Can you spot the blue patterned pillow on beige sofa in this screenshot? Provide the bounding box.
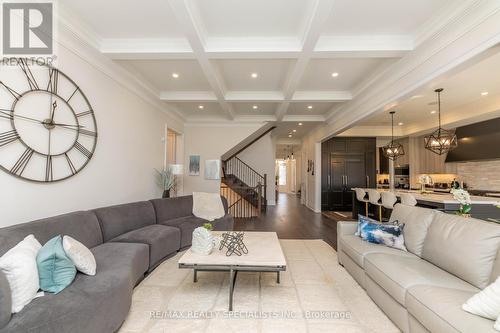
[354,215,379,237]
[360,222,407,251]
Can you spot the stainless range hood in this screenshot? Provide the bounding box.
[445,117,500,162]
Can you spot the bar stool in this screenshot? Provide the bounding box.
[381,191,398,221]
[354,188,369,216]
[367,189,383,222]
[400,193,417,206]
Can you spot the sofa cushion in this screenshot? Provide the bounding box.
[0,243,148,333]
[160,214,233,248]
[93,201,156,242]
[339,234,415,268]
[389,204,435,257]
[406,285,497,333]
[0,211,102,256]
[364,253,478,306]
[0,272,10,329]
[422,212,500,289]
[110,225,180,269]
[150,195,229,224]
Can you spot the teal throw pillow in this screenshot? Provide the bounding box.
[36,236,76,294]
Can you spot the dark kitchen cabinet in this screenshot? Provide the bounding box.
[379,148,389,174]
[322,137,376,211]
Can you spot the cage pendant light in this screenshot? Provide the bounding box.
[382,111,405,160]
[424,88,458,155]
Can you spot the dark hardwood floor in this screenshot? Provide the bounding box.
[234,193,339,250]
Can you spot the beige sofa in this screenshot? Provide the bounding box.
[337,204,500,333]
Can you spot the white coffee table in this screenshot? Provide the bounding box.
[178,231,286,311]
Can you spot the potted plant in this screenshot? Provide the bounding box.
[155,168,175,198]
[451,188,472,217]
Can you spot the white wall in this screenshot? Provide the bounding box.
[0,27,182,226]
[237,132,276,205]
[182,123,263,195]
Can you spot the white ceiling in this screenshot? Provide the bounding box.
[357,45,500,135]
[62,0,462,138]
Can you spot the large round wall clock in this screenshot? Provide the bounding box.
[0,59,97,183]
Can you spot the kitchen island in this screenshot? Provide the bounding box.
[352,189,500,222]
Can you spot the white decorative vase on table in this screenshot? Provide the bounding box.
[191,227,215,255]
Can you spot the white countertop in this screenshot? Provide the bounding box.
[356,188,500,205]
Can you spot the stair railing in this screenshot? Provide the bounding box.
[220,183,262,218]
[223,157,267,208]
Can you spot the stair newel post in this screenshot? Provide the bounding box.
[257,182,262,217]
[263,174,267,211]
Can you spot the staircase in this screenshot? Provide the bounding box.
[220,123,276,218]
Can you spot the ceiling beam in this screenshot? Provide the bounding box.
[275,0,336,121]
[314,35,413,58]
[292,91,352,101]
[100,38,194,59]
[323,0,500,138]
[160,91,217,102]
[167,0,234,119]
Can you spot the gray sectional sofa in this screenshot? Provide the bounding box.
[338,203,500,333]
[0,195,233,333]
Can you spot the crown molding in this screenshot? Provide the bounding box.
[55,10,185,131]
[324,0,500,139]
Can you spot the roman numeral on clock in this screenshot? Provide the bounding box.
[47,68,59,94]
[11,148,34,176]
[0,130,20,147]
[19,59,39,90]
[0,81,21,100]
[79,128,97,137]
[64,153,77,175]
[74,142,92,159]
[45,155,53,182]
[76,110,93,117]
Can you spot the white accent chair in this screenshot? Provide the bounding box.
[354,188,369,216]
[367,189,383,222]
[400,193,418,206]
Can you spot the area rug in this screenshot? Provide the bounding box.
[118,240,399,333]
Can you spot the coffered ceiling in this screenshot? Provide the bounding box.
[61,0,458,132]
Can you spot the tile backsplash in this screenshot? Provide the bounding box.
[448,160,500,191]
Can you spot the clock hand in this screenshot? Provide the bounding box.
[50,101,57,121]
[0,110,85,128]
[0,110,42,124]
[52,122,85,129]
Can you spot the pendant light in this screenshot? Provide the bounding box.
[382,111,405,160]
[424,88,458,155]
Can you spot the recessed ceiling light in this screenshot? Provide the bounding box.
[251,73,258,78]
[252,105,258,110]
[331,72,339,77]
[481,91,489,96]
[172,73,179,78]
[307,105,313,109]
[430,110,437,114]
[398,122,404,126]
[198,105,204,109]
[293,129,297,132]
[298,123,303,126]
[288,135,292,138]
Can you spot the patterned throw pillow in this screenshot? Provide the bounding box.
[355,215,379,237]
[360,222,407,251]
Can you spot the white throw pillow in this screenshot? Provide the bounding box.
[0,235,42,313]
[495,315,500,332]
[62,236,96,276]
[463,276,500,319]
